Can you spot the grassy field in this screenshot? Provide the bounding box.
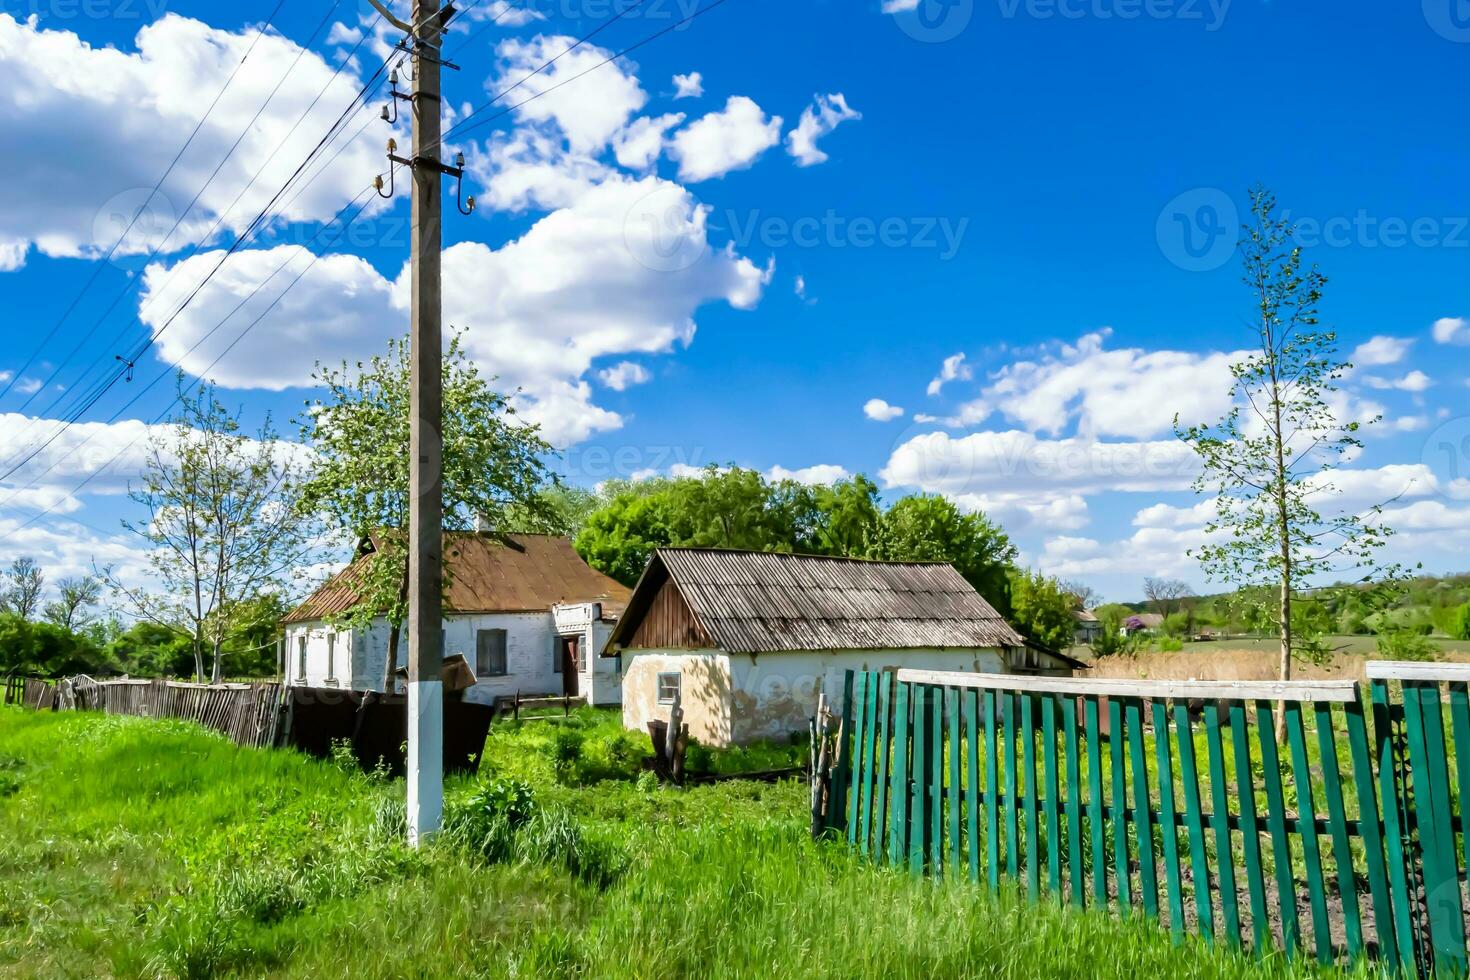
[1072,634,1470,682]
[0,707,1360,979]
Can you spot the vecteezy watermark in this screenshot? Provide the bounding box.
[1423,417,1470,501]
[12,0,168,19]
[890,0,976,43]
[559,444,709,483]
[1423,0,1470,42]
[92,188,179,273]
[622,184,970,273]
[1156,187,1238,272]
[1158,188,1470,272]
[997,0,1231,30]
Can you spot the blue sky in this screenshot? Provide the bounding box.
[0,0,1467,604]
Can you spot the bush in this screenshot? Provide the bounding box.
[1452,603,1470,641]
[1377,630,1441,663]
[551,729,585,785]
[1155,636,1184,652]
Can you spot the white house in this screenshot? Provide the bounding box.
[602,548,1084,746]
[282,533,631,707]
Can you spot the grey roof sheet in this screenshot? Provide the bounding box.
[645,549,1024,654]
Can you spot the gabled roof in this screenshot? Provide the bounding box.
[604,548,1025,655]
[283,533,630,625]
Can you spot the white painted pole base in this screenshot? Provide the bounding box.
[407,679,444,845]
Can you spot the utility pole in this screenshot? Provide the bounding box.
[369,0,474,846]
[406,0,445,848]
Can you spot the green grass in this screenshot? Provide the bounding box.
[0,707,1353,978]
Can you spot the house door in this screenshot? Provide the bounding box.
[559,636,580,696]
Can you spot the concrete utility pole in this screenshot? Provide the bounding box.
[370,0,473,846]
[406,0,445,847]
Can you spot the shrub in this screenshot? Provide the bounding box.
[1155,636,1184,652]
[1452,603,1470,641]
[1377,630,1441,663]
[551,729,585,785]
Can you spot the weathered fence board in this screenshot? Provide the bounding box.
[824,663,1470,976]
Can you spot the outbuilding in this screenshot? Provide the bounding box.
[603,548,1082,746]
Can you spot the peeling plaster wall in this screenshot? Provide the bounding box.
[726,648,1006,744]
[621,651,732,746]
[619,647,1008,747]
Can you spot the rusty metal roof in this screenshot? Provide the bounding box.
[606,548,1024,655]
[282,533,630,625]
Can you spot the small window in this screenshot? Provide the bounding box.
[296,635,307,680]
[657,671,681,705]
[326,632,337,681]
[476,629,508,677]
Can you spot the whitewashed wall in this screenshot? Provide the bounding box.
[285,609,622,706]
[620,647,1007,746]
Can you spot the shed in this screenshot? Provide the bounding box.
[603,548,1080,746]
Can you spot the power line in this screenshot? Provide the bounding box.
[0,41,401,478]
[11,0,350,421]
[2,0,743,527]
[0,0,290,405]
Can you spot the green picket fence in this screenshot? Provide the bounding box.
[825,663,1470,976]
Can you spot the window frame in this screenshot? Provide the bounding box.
[656,671,681,705]
[296,634,307,681]
[476,628,508,678]
[325,632,336,681]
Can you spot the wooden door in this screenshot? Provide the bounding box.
[560,636,580,696]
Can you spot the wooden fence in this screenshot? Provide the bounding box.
[46,676,283,748]
[824,663,1470,976]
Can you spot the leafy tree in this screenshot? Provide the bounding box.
[43,576,101,631]
[105,621,196,677]
[1176,187,1398,683]
[1453,603,1470,642]
[109,380,318,682]
[0,614,105,676]
[869,495,1017,617]
[1008,569,1075,651]
[1088,609,1132,659]
[298,333,559,691]
[0,558,44,620]
[575,488,675,586]
[811,476,882,556]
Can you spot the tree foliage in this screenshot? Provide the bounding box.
[109,379,316,682]
[0,558,44,620]
[297,333,559,689]
[1007,569,1075,652]
[1176,187,1399,681]
[574,469,1018,617]
[43,576,102,631]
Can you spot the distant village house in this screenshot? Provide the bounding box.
[282,534,631,706]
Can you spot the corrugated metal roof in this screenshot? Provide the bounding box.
[282,533,630,625]
[608,548,1024,654]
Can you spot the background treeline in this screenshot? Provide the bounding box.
[0,553,284,679]
[524,467,1081,653]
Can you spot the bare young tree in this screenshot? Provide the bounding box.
[43,576,102,631]
[0,558,44,619]
[108,379,320,682]
[1060,579,1101,610]
[1143,577,1193,618]
[1177,187,1397,684]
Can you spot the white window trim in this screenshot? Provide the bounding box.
[656,671,680,705]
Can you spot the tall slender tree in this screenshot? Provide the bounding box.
[109,379,318,682]
[297,333,559,692]
[0,558,44,620]
[1176,187,1397,683]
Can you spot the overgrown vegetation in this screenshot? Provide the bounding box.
[0,708,1345,978]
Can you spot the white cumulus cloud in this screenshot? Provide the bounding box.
[672,72,704,99]
[786,93,861,167]
[1433,316,1470,345]
[669,96,783,182]
[864,398,905,421]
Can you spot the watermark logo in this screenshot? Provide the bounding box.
[16,0,169,20]
[1156,187,1237,272]
[1423,417,1470,500]
[1424,0,1470,42]
[622,183,710,274]
[891,0,975,43]
[996,0,1231,31]
[92,188,178,272]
